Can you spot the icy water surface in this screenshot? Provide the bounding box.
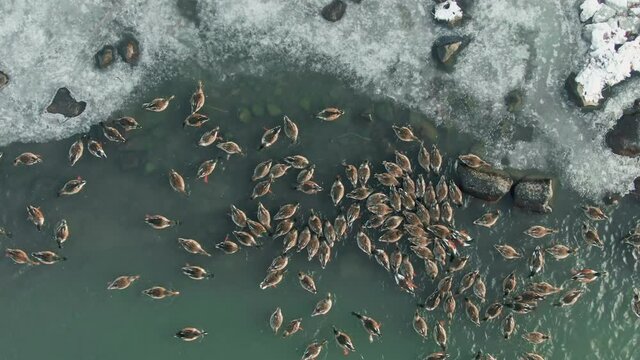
[0,72,638,359]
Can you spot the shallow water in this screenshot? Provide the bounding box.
[0,72,638,359]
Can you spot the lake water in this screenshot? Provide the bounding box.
[0,70,638,360]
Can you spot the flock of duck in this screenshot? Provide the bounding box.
[2,80,640,360]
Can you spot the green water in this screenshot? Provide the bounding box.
[0,72,638,360]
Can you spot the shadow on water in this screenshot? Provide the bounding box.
[0,70,638,359]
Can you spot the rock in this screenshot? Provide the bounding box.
[512,178,554,213]
[321,0,347,22]
[433,36,467,66]
[117,34,141,65]
[94,45,116,69]
[0,70,8,90]
[605,111,640,157]
[456,164,513,202]
[46,87,86,118]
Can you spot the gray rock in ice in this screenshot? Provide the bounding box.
[321,0,347,22]
[0,70,8,90]
[605,110,640,157]
[456,164,513,202]
[512,178,554,213]
[46,87,86,118]
[95,45,116,69]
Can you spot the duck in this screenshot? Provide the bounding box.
[352,311,382,342]
[175,327,206,341]
[31,251,66,264]
[545,244,576,260]
[182,264,213,280]
[196,159,218,183]
[144,214,178,229]
[631,289,640,318]
[215,237,239,254]
[117,116,142,131]
[68,138,84,166]
[392,124,419,142]
[54,219,69,248]
[571,268,606,284]
[301,340,327,360]
[316,107,344,121]
[333,326,355,355]
[331,176,345,206]
[143,286,180,299]
[198,126,222,147]
[494,244,522,259]
[297,165,315,184]
[259,269,285,289]
[178,238,211,256]
[107,275,140,290]
[503,271,517,296]
[251,178,273,199]
[27,205,45,231]
[582,223,604,248]
[256,202,271,230]
[274,203,300,221]
[216,141,244,157]
[142,95,175,112]
[259,126,281,150]
[5,248,38,265]
[553,289,584,307]
[282,115,299,144]
[100,122,126,142]
[424,352,449,360]
[503,313,515,339]
[522,331,551,345]
[270,307,283,334]
[191,81,205,113]
[298,272,317,294]
[524,225,558,238]
[394,151,412,174]
[284,155,310,169]
[183,113,209,128]
[169,169,189,195]
[58,177,87,196]
[342,161,358,187]
[473,210,500,228]
[582,205,608,221]
[458,154,490,169]
[13,152,42,166]
[482,302,503,321]
[282,319,303,338]
[413,309,429,338]
[87,140,107,159]
[431,145,443,174]
[311,293,333,317]
[434,320,447,351]
[233,230,260,247]
[529,246,545,277]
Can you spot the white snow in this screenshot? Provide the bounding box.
[575,1,640,107]
[581,0,603,22]
[433,0,463,24]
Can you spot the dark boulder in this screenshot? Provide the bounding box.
[432,35,468,67]
[456,163,513,202]
[46,87,86,118]
[505,89,524,113]
[565,72,606,108]
[512,178,553,213]
[0,70,8,90]
[95,45,116,69]
[321,0,347,22]
[605,111,640,157]
[117,34,141,65]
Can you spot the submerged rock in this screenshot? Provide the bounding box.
[512,178,553,213]
[433,36,467,66]
[0,70,8,90]
[605,111,640,157]
[46,87,86,118]
[94,45,116,69]
[321,0,347,22]
[505,89,524,113]
[117,35,141,65]
[456,164,513,202]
